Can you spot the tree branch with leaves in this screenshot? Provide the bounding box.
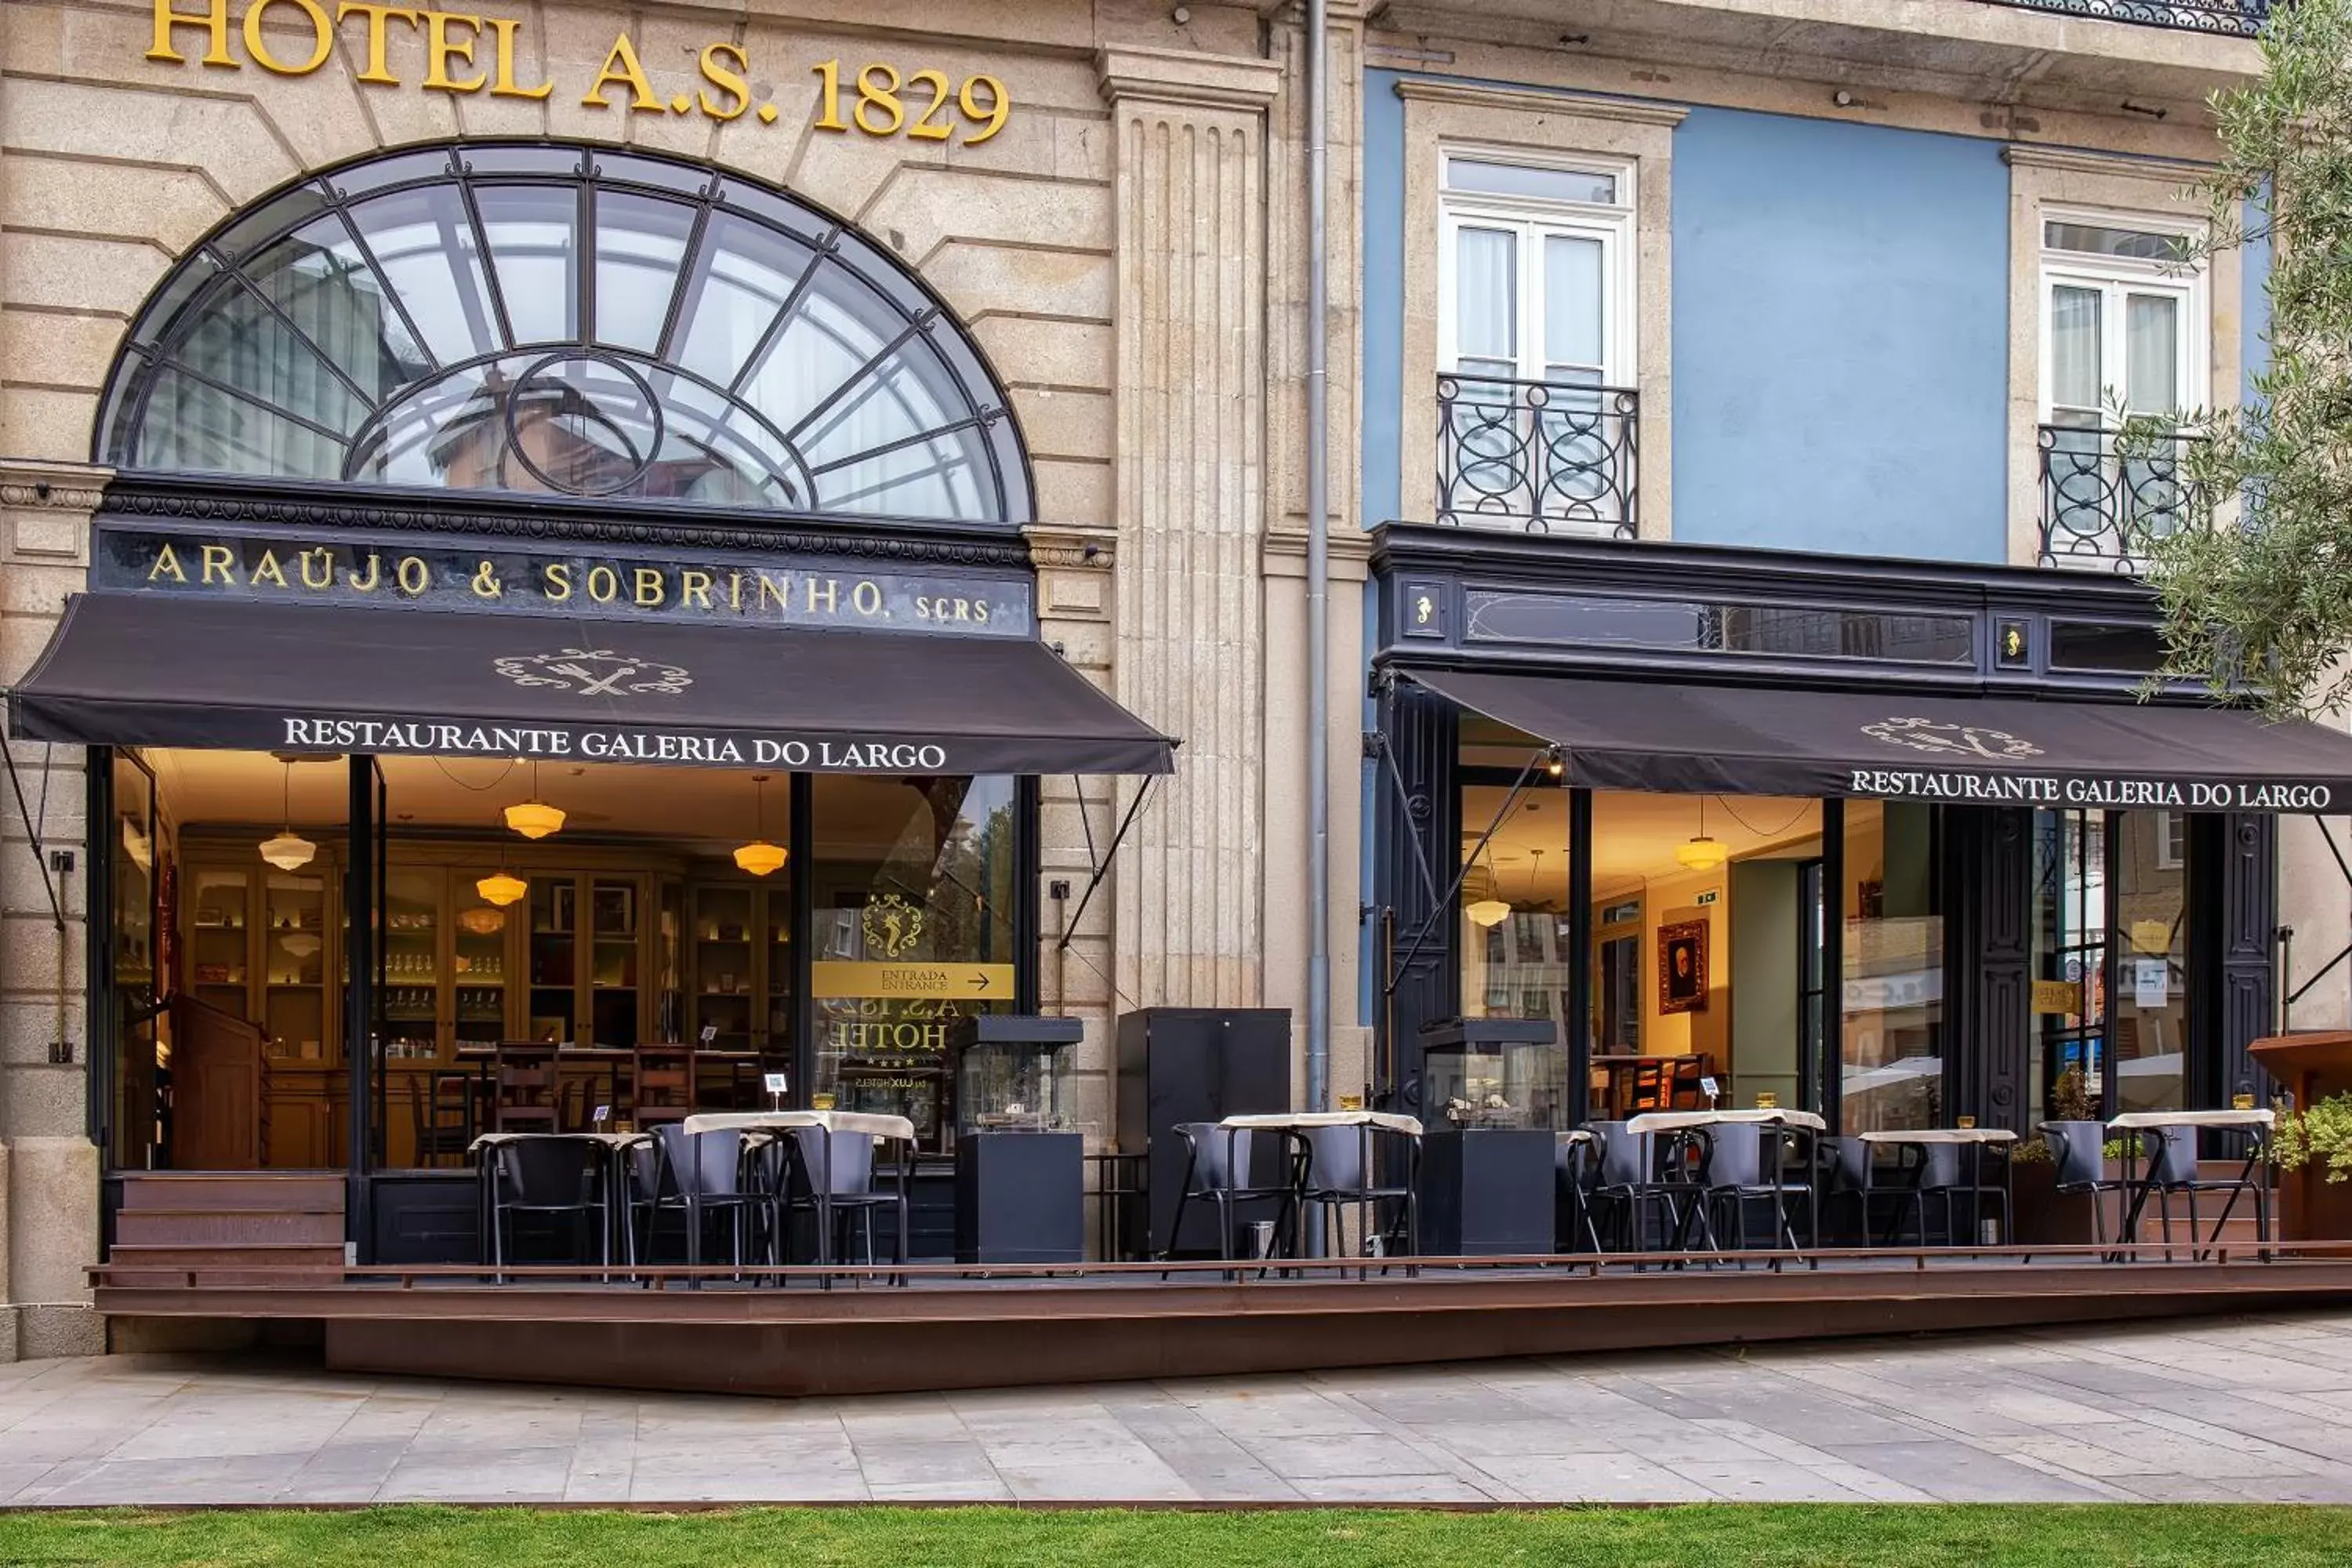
[2118,0,2352,717]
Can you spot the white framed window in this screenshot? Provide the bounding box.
[2154,811,2186,871]
[1438,149,1637,394]
[2037,209,2209,565]
[2038,209,2206,434]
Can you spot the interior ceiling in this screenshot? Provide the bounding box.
[147,750,942,857]
[1464,788,1824,902]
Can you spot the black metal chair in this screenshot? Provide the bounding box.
[2038,1120,2129,1257]
[775,1125,909,1279]
[1821,1136,1889,1247]
[2122,1122,2271,1259]
[644,1123,768,1279]
[1685,1121,1817,1258]
[1295,1122,1419,1274]
[488,1134,610,1276]
[1161,1123,1299,1269]
[1555,1131,1605,1253]
[1584,1121,1682,1257]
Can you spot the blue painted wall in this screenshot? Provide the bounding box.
[1363,70,1408,531]
[1670,108,2010,561]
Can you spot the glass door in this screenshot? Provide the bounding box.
[763,883,794,1084]
[588,877,640,1049]
[262,869,329,1064]
[526,875,576,1045]
[2113,812,2189,1113]
[379,866,441,1064]
[108,752,162,1171]
[188,866,253,1024]
[452,872,513,1052]
[691,884,756,1053]
[2033,809,2110,1124]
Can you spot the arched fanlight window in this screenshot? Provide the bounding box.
[97,143,1030,526]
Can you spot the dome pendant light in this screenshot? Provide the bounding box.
[1677,796,1729,872]
[476,870,528,908]
[1463,837,1511,929]
[734,774,788,877]
[258,760,316,871]
[504,760,565,840]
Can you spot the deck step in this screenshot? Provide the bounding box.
[105,1243,347,1281]
[114,1208,346,1245]
[117,1174,345,1212]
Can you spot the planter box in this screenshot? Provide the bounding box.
[2012,1159,2129,1247]
[2279,1169,2352,1245]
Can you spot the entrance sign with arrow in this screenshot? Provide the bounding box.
[811,960,1014,1000]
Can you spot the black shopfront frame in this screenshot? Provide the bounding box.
[73,477,1080,1264]
[1369,524,2281,1135]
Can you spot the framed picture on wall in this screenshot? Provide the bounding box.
[1658,919,1709,1015]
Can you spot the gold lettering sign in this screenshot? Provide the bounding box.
[145,1,1011,143]
[2031,978,2081,1016]
[811,961,1015,1001]
[125,535,1017,632]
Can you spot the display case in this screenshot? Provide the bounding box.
[1414,1017,1562,1256]
[1415,1018,1567,1131]
[946,1014,1084,1140]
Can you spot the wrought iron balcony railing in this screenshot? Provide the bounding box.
[2037,423,2207,575]
[1435,373,1638,539]
[1977,0,2270,36]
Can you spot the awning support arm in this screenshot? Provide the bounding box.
[0,728,65,933]
[1384,746,1552,999]
[1054,775,1157,954]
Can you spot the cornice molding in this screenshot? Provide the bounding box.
[0,459,112,514]
[1096,45,1286,113]
[1264,528,1376,562]
[2002,144,2213,180]
[1394,78,1689,129]
[1025,524,1119,569]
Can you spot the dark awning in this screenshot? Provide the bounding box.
[1402,666,2352,811]
[12,593,1174,776]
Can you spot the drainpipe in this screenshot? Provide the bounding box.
[1305,0,1332,1112]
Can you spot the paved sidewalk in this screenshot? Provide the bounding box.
[4,1314,2352,1505]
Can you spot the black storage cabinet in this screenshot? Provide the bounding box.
[1413,1018,1561,1257]
[949,1015,1087,1265]
[1115,1007,1291,1258]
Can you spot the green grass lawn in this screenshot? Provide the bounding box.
[0,1505,2347,1567]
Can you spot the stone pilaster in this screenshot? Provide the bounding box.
[1025,522,1122,1149]
[0,459,102,1361]
[1098,47,1285,1011]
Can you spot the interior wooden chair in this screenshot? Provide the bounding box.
[633,1044,698,1127]
[492,1040,559,1134]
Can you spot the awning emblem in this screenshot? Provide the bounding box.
[1862,717,2042,761]
[493,648,693,697]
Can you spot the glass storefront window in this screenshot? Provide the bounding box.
[2032,808,2109,1124]
[812,775,1018,1151]
[1840,801,1944,1131]
[1457,783,1574,1129]
[2114,812,2189,1112]
[108,753,160,1171]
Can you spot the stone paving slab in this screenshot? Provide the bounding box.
[2,1313,2350,1504]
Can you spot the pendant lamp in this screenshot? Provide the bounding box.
[504,760,565,839]
[1464,838,1511,928]
[258,760,316,871]
[734,774,788,877]
[1677,796,1729,871]
[477,870,528,907]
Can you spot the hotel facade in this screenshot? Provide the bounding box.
[0,0,2342,1361]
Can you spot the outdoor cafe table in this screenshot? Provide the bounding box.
[2107,1108,2275,1247]
[680,1110,920,1269]
[1217,1112,1424,1259]
[1623,1109,1828,1254]
[466,1131,649,1267]
[1857,1127,2019,1246]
